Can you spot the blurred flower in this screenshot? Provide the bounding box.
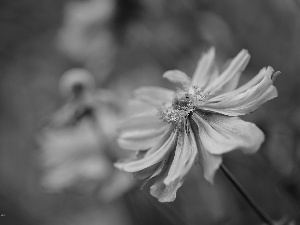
[57,0,116,82]
[40,120,112,193]
[116,48,279,202]
[39,68,133,201]
[52,68,122,139]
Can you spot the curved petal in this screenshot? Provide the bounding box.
[115,129,177,172]
[134,86,174,107]
[191,47,218,89]
[118,126,167,151]
[209,67,267,102]
[118,111,168,150]
[163,70,190,86]
[164,122,197,186]
[190,116,222,183]
[127,99,157,116]
[205,49,250,94]
[201,67,278,116]
[192,113,264,155]
[119,111,164,132]
[132,163,160,180]
[138,158,170,189]
[149,123,198,202]
[198,150,222,183]
[217,60,240,93]
[132,156,169,183]
[150,176,182,202]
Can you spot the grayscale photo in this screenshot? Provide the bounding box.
[0,0,299,225]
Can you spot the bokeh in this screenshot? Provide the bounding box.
[0,0,300,224]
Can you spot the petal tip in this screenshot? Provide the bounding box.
[150,185,177,202]
[271,71,281,81]
[207,46,216,54]
[204,175,215,184]
[163,70,190,85]
[238,49,251,62]
[162,70,174,78]
[114,162,124,170]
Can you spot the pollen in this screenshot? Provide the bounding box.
[157,85,209,128]
[172,92,196,111]
[157,90,199,128]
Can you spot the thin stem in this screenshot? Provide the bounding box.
[220,163,275,225]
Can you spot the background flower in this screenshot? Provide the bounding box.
[37,69,134,225]
[40,120,112,193]
[40,68,133,199]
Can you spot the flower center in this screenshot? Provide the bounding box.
[157,85,208,128]
[157,86,209,128]
[172,92,196,111]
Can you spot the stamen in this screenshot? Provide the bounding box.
[172,92,196,111]
[157,107,181,124]
[157,85,209,129]
[192,86,209,100]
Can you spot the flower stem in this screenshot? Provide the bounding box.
[220,163,275,225]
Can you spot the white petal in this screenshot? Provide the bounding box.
[120,126,166,140]
[134,86,174,107]
[118,126,167,151]
[218,61,241,93]
[150,159,169,178]
[164,123,197,185]
[150,177,182,202]
[205,49,250,94]
[132,157,169,182]
[192,113,264,155]
[119,111,164,132]
[210,66,272,101]
[198,150,222,183]
[149,124,198,202]
[132,163,159,180]
[202,67,278,116]
[191,47,218,89]
[149,125,216,201]
[116,129,177,172]
[126,99,157,116]
[208,73,260,105]
[138,158,169,189]
[163,133,185,184]
[163,70,190,85]
[118,111,168,150]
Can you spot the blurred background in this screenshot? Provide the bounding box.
[1,0,300,224]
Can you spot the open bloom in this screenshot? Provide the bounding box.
[115,48,279,202]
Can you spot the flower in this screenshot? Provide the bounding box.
[115,48,279,202]
[39,68,133,201]
[40,120,112,193]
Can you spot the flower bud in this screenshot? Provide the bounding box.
[59,68,95,98]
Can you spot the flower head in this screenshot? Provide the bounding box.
[39,68,133,200]
[115,48,279,202]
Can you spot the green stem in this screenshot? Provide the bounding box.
[220,164,274,225]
